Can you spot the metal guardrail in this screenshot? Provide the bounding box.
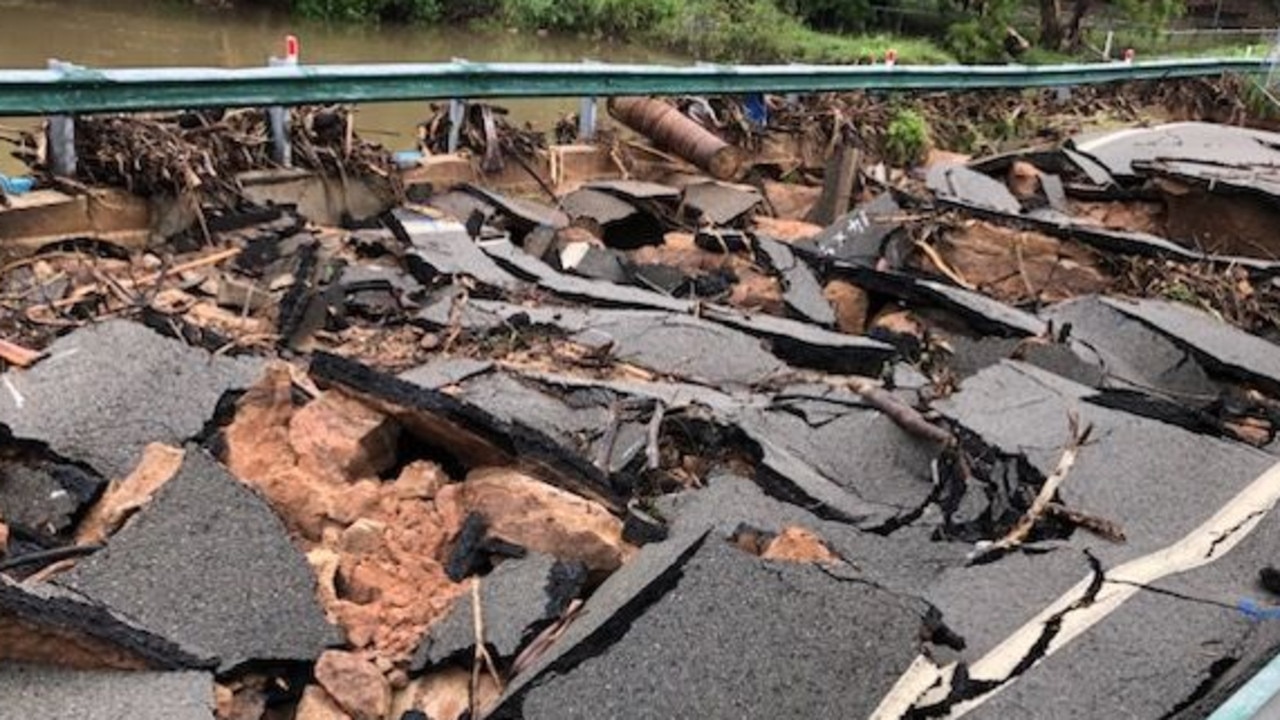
[0,57,1269,116]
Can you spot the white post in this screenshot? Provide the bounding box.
[46,59,77,178]
[267,35,299,168]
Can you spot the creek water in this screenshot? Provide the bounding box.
[0,0,681,175]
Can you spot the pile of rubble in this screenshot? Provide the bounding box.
[3,101,1280,720]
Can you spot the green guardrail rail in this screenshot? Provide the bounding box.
[0,57,1270,116]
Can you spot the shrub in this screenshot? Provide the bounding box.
[885,107,931,165]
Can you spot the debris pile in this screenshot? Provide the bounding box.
[4,91,1280,720]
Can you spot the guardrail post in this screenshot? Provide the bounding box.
[447,98,467,154]
[267,35,299,168]
[577,59,599,141]
[45,60,77,178]
[447,57,468,154]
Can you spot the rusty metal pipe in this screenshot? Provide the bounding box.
[607,96,746,181]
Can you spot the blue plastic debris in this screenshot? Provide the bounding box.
[1238,598,1280,621]
[393,150,424,169]
[744,93,769,129]
[0,173,34,196]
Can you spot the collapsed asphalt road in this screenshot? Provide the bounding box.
[4,119,1280,719]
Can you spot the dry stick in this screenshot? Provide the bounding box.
[45,247,242,311]
[971,413,1094,562]
[914,240,976,291]
[469,578,502,718]
[844,377,956,447]
[1047,502,1127,543]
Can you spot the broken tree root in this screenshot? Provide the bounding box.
[1046,502,1126,544]
[469,577,502,718]
[969,413,1094,563]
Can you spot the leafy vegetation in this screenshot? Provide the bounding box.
[279,0,1277,68]
[885,107,931,165]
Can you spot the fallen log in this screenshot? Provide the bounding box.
[607,97,746,181]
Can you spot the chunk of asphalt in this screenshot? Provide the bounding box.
[1099,296,1280,396]
[1042,295,1220,399]
[935,361,1276,561]
[560,188,639,226]
[410,553,585,672]
[399,366,616,471]
[943,335,1106,387]
[0,576,212,670]
[312,352,617,509]
[1068,121,1280,181]
[924,543,1100,658]
[929,165,1023,214]
[506,538,930,720]
[0,321,262,480]
[58,449,338,672]
[832,264,1047,337]
[967,567,1275,720]
[657,474,970,597]
[558,243,633,285]
[0,458,93,543]
[0,665,215,720]
[1135,505,1280,717]
[681,181,762,225]
[738,401,940,530]
[416,298,790,387]
[586,179,681,202]
[462,184,570,230]
[482,240,894,375]
[794,192,902,264]
[387,208,522,291]
[754,234,837,327]
[492,525,712,712]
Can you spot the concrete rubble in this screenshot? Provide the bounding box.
[3,94,1280,720]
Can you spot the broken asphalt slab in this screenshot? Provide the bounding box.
[311,352,617,508]
[0,320,262,480]
[479,239,893,375]
[1099,296,1280,396]
[387,208,522,291]
[0,665,215,720]
[0,576,211,670]
[753,234,836,327]
[962,508,1280,720]
[58,449,338,671]
[399,362,651,479]
[935,361,1277,560]
[1068,121,1280,182]
[501,536,932,720]
[410,552,585,672]
[1043,295,1223,399]
[793,192,903,264]
[415,296,789,387]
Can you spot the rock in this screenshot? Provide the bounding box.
[824,279,869,335]
[727,273,785,315]
[296,685,354,720]
[315,651,392,720]
[761,181,822,221]
[214,677,267,720]
[289,391,401,484]
[395,667,499,720]
[443,468,632,572]
[1007,160,1043,198]
[77,443,185,545]
[760,526,841,565]
[753,216,823,243]
[340,519,388,556]
[392,461,449,500]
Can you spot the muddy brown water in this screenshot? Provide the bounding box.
[0,0,682,175]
